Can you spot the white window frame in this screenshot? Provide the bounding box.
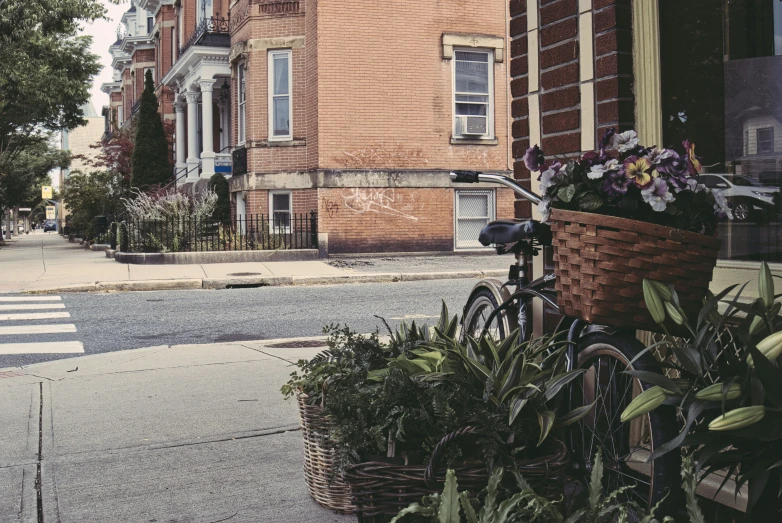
[268,49,292,141]
[452,48,495,140]
[269,190,292,233]
[197,0,213,25]
[147,15,154,35]
[237,62,247,145]
[117,104,123,128]
[757,127,774,154]
[454,190,496,250]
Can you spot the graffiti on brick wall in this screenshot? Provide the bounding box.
[341,188,419,221]
[321,199,340,219]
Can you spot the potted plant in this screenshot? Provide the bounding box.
[621,262,782,519]
[524,130,730,331]
[335,308,592,522]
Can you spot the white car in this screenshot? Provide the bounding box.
[698,174,780,222]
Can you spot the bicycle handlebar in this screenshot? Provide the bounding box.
[449,171,542,205]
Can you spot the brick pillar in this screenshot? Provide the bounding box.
[509,0,635,220]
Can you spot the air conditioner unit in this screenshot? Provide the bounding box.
[457,116,487,136]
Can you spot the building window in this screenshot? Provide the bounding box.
[268,50,292,140]
[455,190,495,249]
[453,49,494,139]
[170,27,175,68]
[237,62,246,145]
[147,16,154,34]
[757,127,774,154]
[269,191,292,233]
[117,105,123,128]
[197,0,213,25]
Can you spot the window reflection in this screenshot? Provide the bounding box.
[660,0,782,262]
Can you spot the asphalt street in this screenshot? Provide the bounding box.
[0,278,479,368]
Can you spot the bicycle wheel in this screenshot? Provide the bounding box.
[573,331,682,518]
[461,288,513,343]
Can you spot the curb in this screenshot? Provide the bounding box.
[21,269,509,294]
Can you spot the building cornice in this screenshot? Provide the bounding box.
[120,34,155,55]
[137,0,174,16]
[100,81,122,94]
[161,46,230,90]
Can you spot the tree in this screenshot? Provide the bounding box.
[208,173,231,221]
[0,0,105,167]
[131,70,171,190]
[0,136,69,212]
[61,170,128,239]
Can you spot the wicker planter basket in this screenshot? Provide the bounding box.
[297,393,355,514]
[344,427,569,523]
[549,209,722,332]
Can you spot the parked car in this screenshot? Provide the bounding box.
[43,220,57,232]
[698,174,780,222]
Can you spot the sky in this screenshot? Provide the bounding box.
[81,1,129,112]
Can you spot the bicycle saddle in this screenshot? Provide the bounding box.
[478,220,552,247]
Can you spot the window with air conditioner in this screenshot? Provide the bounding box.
[270,191,292,233]
[237,62,246,145]
[455,190,495,249]
[269,50,292,140]
[453,49,494,139]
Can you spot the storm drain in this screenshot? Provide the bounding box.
[265,340,328,349]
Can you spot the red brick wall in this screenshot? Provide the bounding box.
[509,0,634,219]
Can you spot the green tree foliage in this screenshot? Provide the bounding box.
[0,136,69,211]
[61,170,128,239]
[131,70,171,191]
[208,173,231,220]
[0,0,104,167]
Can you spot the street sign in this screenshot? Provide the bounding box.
[45,206,56,220]
[42,186,53,199]
[18,208,31,212]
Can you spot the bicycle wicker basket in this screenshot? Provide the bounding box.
[296,392,355,514]
[344,427,568,522]
[549,209,722,332]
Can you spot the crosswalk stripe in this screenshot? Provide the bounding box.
[0,324,77,335]
[0,304,66,311]
[0,296,62,302]
[0,341,84,355]
[0,312,71,321]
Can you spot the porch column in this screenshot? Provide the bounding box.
[173,101,187,184]
[184,89,200,182]
[199,79,216,178]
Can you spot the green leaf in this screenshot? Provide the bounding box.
[558,400,596,426]
[578,192,604,212]
[589,449,604,512]
[544,369,586,401]
[537,410,556,446]
[438,469,460,523]
[459,491,479,523]
[558,184,576,203]
[483,467,503,518]
[390,502,436,523]
[749,345,782,409]
[624,370,683,395]
[509,395,528,425]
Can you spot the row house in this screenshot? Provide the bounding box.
[107,0,516,253]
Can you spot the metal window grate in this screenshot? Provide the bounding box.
[455,190,494,249]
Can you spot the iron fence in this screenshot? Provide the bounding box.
[119,212,317,253]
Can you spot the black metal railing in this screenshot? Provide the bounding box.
[179,16,230,56]
[120,212,318,253]
[131,99,141,115]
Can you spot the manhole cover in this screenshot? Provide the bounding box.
[227,272,263,277]
[266,340,328,349]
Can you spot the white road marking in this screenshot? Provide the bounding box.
[0,296,62,302]
[0,304,66,311]
[0,312,71,321]
[0,324,77,335]
[0,341,84,355]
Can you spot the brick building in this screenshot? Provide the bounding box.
[123,0,515,254]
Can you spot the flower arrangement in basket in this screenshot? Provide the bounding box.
[524,130,729,331]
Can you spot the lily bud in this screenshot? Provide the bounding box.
[643,279,666,325]
[664,302,685,326]
[708,406,765,431]
[759,261,774,309]
[747,330,782,367]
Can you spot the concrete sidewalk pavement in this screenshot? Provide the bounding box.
[0,337,353,522]
[0,232,509,294]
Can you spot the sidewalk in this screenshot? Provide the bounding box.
[0,232,510,294]
[0,337,353,522]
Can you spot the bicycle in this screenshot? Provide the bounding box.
[450,170,683,517]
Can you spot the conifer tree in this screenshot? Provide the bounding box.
[131,70,171,190]
[208,173,231,221]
